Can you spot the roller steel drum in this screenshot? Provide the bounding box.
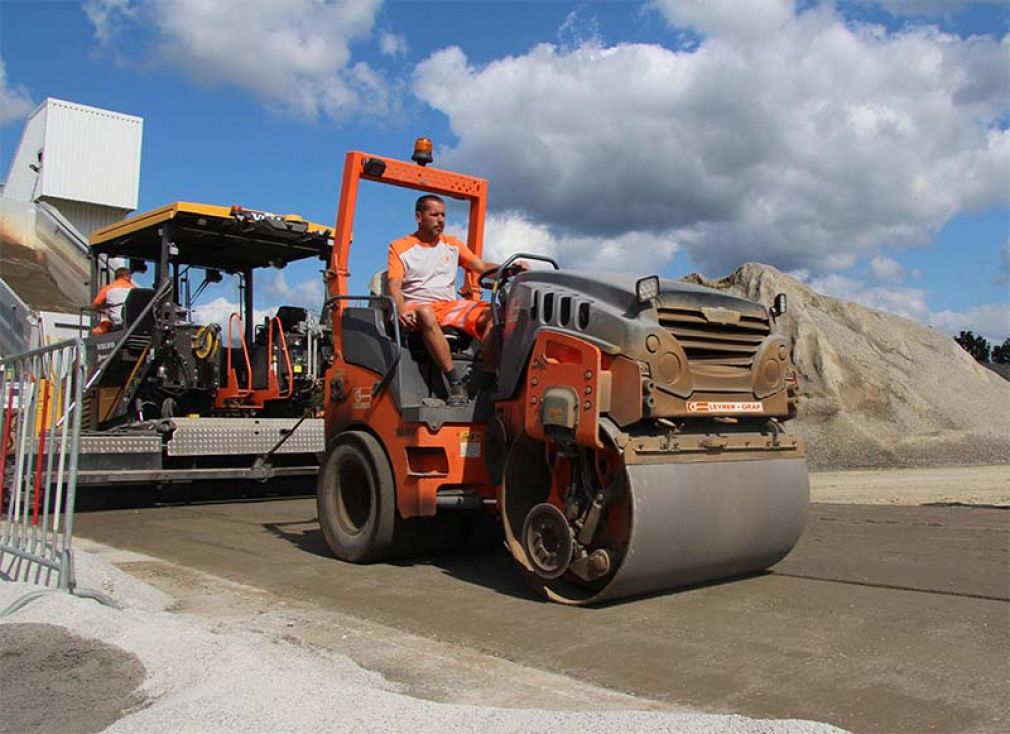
[505,457,810,605]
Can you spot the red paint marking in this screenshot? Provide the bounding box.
[32,383,51,526]
[0,385,14,517]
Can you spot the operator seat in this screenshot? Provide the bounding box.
[367,270,472,354]
[275,305,308,332]
[122,288,156,334]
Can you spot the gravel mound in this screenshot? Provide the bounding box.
[685,263,1010,470]
[0,551,846,733]
[0,237,83,313]
[0,622,147,734]
[73,549,174,613]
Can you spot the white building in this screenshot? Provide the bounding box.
[0,98,143,354]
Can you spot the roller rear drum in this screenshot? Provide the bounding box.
[500,434,809,605]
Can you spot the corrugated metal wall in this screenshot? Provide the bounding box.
[38,99,143,210]
[1,102,47,202]
[41,197,130,240]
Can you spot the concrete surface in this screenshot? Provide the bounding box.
[74,498,1010,734]
[0,576,844,734]
[809,465,1009,506]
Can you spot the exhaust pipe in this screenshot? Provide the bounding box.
[435,492,496,510]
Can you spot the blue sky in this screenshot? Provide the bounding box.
[1,0,1008,341]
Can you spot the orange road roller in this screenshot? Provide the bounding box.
[317,140,808,604]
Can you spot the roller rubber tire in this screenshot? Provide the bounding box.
[316,431,399,563]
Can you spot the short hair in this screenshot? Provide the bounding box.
[415,194,444,213]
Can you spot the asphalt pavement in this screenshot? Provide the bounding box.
[74,499,1009,733]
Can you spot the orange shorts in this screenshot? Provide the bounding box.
[414,300,489,339]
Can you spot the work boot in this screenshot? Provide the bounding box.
[447,381,468,406]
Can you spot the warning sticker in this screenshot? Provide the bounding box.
[352,386,372,410]
[459,430,481,458]
[687,401,763,414]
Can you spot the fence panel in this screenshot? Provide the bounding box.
[0,339,86,590]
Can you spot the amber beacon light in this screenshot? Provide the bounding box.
[412,137,433,166]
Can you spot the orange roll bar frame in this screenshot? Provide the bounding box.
[328,152,489,339]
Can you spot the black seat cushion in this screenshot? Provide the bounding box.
[275,306,308,332]
[122,288,156,334]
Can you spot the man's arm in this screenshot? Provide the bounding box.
[92,284,109,310]
[456,241,526,277]
[462,255,528,276]
[387,276,417,328]
[387,242,417,328]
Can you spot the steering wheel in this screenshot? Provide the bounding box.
[478,253,561,331]
[479,263,525,291]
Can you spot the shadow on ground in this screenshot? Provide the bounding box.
[257,514,763,606]
[262,515,541,602]
[76,478,312,512]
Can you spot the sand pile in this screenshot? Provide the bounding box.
[0,238,82,312]
[685,263,1010,470]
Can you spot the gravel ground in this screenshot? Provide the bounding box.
[809,464,1010,506]
[0,551,847,733]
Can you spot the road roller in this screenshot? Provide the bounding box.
[317,140,809,604]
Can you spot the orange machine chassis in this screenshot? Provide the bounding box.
[325,150,498,519]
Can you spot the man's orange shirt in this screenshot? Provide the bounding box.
[387,234,479,304]
[92,275,136,327]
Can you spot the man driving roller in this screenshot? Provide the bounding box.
[387,195,525,406]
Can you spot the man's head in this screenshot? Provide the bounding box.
[415,195,445,241]
[109,257,132,280]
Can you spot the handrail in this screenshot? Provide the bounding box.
[267,316,295,399]
[225,312,253,395]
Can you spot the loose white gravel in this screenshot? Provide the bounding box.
[0,551,847,733]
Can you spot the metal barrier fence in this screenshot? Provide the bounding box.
[0,338,86,591]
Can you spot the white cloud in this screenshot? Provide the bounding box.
[82,0,136,46]
[263,270,324,311]
[0,59,34,126]
[650,0,793,42]
[803,271,931,320]
[83,0,390,121]
[264,270,294,300]
[192,297,239,328]
[450,211,681,274]
[557,9,604,51]
[414,4,1009,275]
[794,265,1009,342]
[379,32,407,57]
[868,255,904,281]
[191,297,275,342]
[872,0,1010,19]
[930,303,1010,343]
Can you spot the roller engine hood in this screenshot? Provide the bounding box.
[513,269,768,319]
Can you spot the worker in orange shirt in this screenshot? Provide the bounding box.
[92,258,136,335]
[387,195,526,406]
